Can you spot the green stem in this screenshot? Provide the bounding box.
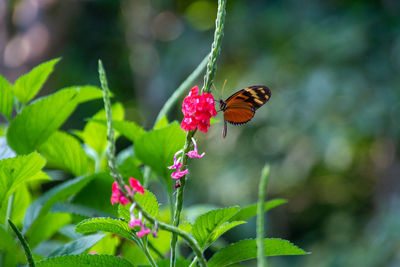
[5,193,15,228]
[257,165,270,267]
[8,219,35,267]
[189,256,198,267]
[99,60,207,266]
[202,0,227,94]
[170,130,196,267]
[154,55,209,127]
[142,238,157,267]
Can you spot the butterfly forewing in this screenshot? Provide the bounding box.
[222,85,271,125]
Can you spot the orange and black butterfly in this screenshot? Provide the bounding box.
[219,85,271,138]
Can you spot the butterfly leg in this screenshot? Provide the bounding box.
[222,117,227,138]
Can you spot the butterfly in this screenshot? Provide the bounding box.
[219,85,271,138]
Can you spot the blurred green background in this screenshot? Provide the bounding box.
[1,0,400,266]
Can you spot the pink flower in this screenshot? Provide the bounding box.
[129,177,145,195]
[187,138,205,158]
[180,86,217,134]
[171,169,189,179]
[168,150,183,170]
[111,182,131,205]
[137,224,151,238]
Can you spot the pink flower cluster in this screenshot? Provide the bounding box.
[111,177,144,206]
[181,86,217,133]
[128,203,158,238]
[168,138,205,188]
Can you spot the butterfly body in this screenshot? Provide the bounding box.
[219,85,271,138]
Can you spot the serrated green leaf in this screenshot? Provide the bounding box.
[134,122,186,180]
[118,190,159,221]
[0,152,48,220]
[13,58,60,104]
[211,221,246,244]
[35,254,133,267]
[208,238,309,267]
[89,232,120,255]
[48,233,105,257]
[7,86,103,154]
[91,119,145,144]
[0,74,14,120]
[74,103,124,156]
[23,173,97,234]
[39,131,95,176]
[229,199,288,222]
[192,206,240,249]
[75,217,135,242]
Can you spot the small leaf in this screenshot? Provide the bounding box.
[208,238,309,267]
[135,122,186,179]
[48,233,105,257]
[118,190,159,221]
[23,173,97,234]
[35,254,133,267]
[192,206,240,249]
[7,86,103,154]
[0,74,14,120]
[153,116,169,129]
[229,199,287,222]
[75,217,135,242]
[74,103,124,156]
[0,152,48,219]
[39,131,95,176]
[91,119,145,144]
[13,58,60,104]
[210,221,246,243]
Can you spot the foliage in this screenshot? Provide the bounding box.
[0,1,310,265]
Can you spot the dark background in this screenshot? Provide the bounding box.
[1,0,400,266]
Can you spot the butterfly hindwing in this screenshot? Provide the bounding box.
[220,85,271,138]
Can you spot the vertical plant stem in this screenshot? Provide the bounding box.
[8,219,35,267]
[202,0,227,94]
[170,130,195,267]
[142,239,157,267]
[257,165,270,267]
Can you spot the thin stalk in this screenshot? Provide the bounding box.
[202,0,227,94]
[170,130,195,267]
[189,256,198,267]
[154,55,209,127]
[8,219,35,267]
[257,165,270,267]
[142,238,157,267]
[99,60,207,267]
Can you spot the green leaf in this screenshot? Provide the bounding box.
[75,217,135,242]
[35,254,133,267]
[153,116,169,129]
[39,131,95,176]
[7,86,103,154]
[229,199,287,222]
[91,119,145,144]
[119,156,144,184]
[28,212,71,248]
[23,173,97,234]
[134,122,186,179]
[0,224,24,264]
[192,206,240,249]
[139,258,191,267]
[74,103,124,156]
[13,58,60,104]
[52,203,112,218]
[0,152,48,219]
[118,190,159,221]
[48,233,105,257]
[0,74,14,120]
[208,238,309,267]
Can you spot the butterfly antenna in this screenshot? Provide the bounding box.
[221,79,228,96]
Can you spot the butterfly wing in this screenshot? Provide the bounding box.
[222,85,271,125]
